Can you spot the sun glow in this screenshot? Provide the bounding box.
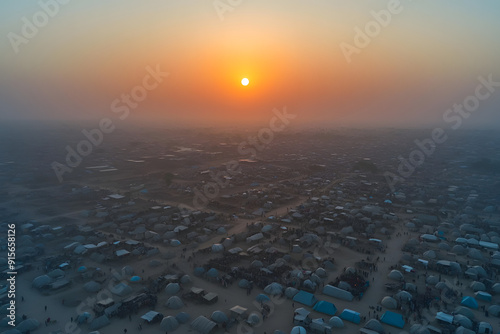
[241,78,249,86]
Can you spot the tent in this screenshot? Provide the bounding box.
[460,296,478,309]
[211,310,229,323]
[322,285,354,301]
[256,294,270,302]
[470,281,486,292]
[313,300,337,316]
[475,291,492,302]
[264,282,284,296]
[165,283,181,295]
[487,304,500,316]
[293,290,317,306]
[89,315,110,330]
[380,311,405,328]
[180,274,192,284]
[130,276,141,282]
[454,306,475,320]
[160,316,179,331]
[247,313,261,325]
[230,305,248,319]
[207,268,219,278]
[194,267,205,276]
[32,275,52,288]
[435,312,453,324]
[454,314,473,329]
[387,270,404,281]
[141,311,163,323]
[381,296,397,309]
[238,279,250,288]
[76,312,91,324]
[478,322,493,334]
[290,326,307,334]
[285,287,299,299]
[339,309,361,324]
[176,312,191,324]
[191,316,217,334]
[364,319,385,333]
[329,316,344,328]
[165,296,184,309]
[212,244,224,253]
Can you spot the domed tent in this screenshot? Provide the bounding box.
[175,312,191,324]
[470,281,486,292]
[315,268,327,278]
[381,296,398,309]
[285,287,299,299]
[290,326,307,334]
[170,239,182,247]
[396,290,412,302]
[47,268,65,278]
[247,313,261,326]
[165,296,184,309]
[238,279,250,289]
[130,276,142,283]
[364,319,385,333]
[90,315,110,331]
[426,276,439,285]
[388,270,404,281]
[264,282,284,295]
[454,314,473,329]
[302,279,317,291]
[160,316,179,332]
[165,283,181,295]
[111,283,132,297]
[76,312,92,324]
[211,244,224,253]
[251,260,263,268]
[211,310,229,324]
[329,316,344,328]
[207,268,219,278]
[487,305,500,317]
[256,294,270,303]
[454,306,475,319]
[180,274,192,284]
[452,245,467,255]
[193,267,205,276]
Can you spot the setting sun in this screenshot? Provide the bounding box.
[241,78,249,86]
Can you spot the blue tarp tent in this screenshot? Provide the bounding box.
[380,311,405,328]
[475,291,492,302]
[461,296,478,309]
[313,301,337,316]
[339,309,361,324]
[293,290,317,307]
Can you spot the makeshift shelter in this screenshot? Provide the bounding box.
[141,311,163,323]
[313,300,337,316]
[454,306,475,320]
[380,311,405,328]
[191,316,217,334]
[454,314,473,329]
[322,285,354,301]
[230,305,248,319]
[89,315,110,330]
[212,244,224,253]
[293,290,317,306]
[160,316,179,331]
[435,312,453,324]
[395,290,412,302]
[339,309,361,324]
[329,316,344,328]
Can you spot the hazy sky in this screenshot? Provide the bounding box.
[1,1,500,128]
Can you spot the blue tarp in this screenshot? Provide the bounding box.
[339,309,361,324]
[293,290,317,307]
[461,296,479,309]
[380,311,405,328]
[313,301,337,316]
